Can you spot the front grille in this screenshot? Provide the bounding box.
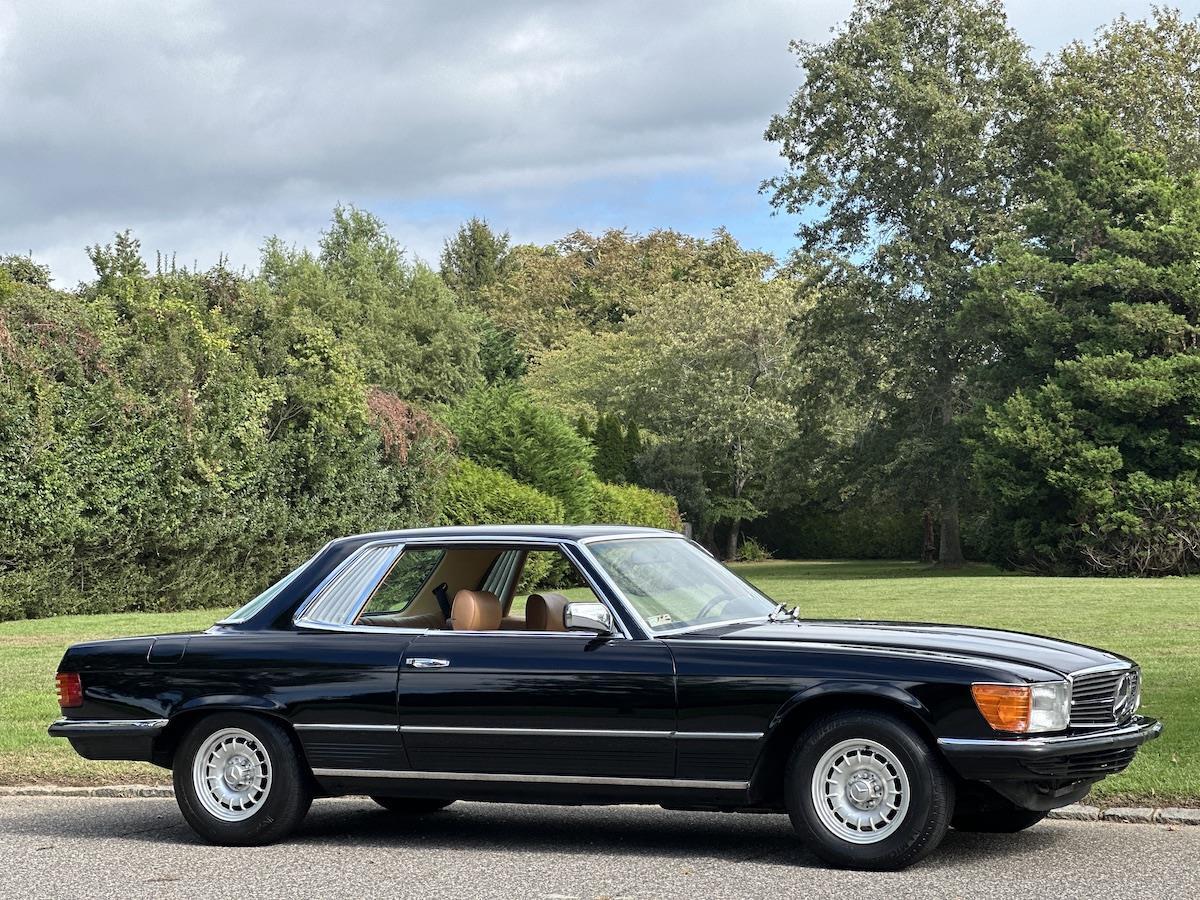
[1070,667,1138,727]
[1024,747,1137,780]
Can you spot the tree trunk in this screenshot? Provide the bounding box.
[921,508,936,563]
[939,496,964,568]
[725,518,741,561]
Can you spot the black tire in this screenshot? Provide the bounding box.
[370,796,456,814]
[172,712,312,846]
[952,806,1047,833]
[785,710,953,871]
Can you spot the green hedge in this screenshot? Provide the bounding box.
[589,480,682,531]
[0,247,456,622]
[442,458,565,526]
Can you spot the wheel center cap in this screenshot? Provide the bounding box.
[224,756,249,789]
[846,769,883,809]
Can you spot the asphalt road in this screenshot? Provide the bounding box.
[1,796,1196,899]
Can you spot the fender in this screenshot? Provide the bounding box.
[171,694,288,717]
[766,681,934,736]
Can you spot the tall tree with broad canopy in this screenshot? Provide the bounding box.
[764,0,1045,565]
[1052,7,1200,176]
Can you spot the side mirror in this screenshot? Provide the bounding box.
[563,602,616,635]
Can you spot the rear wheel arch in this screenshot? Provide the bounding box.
[154,706,307,772]
[749,689,939,807]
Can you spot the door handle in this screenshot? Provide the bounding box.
[405,657,450,669]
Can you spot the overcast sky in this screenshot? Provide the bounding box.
[0,0,1184,286]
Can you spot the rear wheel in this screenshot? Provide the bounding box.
[785,711,953,870]
[173,712,312,846]
[371,796,455,814]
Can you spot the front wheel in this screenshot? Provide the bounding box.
[785,711,953,870]
[173,712,312,846]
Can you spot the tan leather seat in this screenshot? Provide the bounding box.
[525,592,570,632]
[498,615,525,630]
[451,589,501,631]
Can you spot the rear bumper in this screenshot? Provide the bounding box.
[48,717,168,763]
[937,715,1162,782]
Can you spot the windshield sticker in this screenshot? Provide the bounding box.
[647,613,673,627]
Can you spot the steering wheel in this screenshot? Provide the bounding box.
[694,594,735,620]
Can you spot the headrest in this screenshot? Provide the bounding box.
[526,592,571,632]
[451,589,501,631]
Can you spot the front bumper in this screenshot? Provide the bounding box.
[937,715,1162,782]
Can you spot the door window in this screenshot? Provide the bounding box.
[361,548,446,615]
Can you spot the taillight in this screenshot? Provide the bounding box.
[56,672,82,709]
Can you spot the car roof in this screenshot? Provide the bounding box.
[329,524,681,551]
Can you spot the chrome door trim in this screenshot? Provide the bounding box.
[311,767,748,791]
[293,723,399,732]
[296,724,763,740]
[400,725,672,738]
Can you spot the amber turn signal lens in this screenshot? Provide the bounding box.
[971,683,1031,732]
[56,672,82,709]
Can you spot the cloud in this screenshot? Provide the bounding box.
[0,0,1166,284]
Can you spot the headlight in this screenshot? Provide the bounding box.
[972,681,1071,733]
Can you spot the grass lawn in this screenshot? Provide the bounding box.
[1,559,1195,806]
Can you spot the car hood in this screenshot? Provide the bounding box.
[689,619,1128,677]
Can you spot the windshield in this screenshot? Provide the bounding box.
[587,537,779,633]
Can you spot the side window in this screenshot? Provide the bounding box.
[361,549,445,616]
[513,549,601,616]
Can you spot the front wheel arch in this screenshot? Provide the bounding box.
[749,691,938,808]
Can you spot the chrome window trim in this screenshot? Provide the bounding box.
[311,767,748,791]
[293,536,636,640]
[51,717,169,731]
[576,531,685,546]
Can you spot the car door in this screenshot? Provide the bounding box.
[396,545,677,780]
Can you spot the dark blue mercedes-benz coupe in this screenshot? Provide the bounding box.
[49,525,1160,870]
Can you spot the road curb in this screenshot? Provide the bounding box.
[0,785,173,798]
[1,787,1198,823]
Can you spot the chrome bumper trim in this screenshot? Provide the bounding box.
[312,767,748,790]
[938,716,1162,752]
[49,717,169,732]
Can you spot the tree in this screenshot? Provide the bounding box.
[1052,8,1200,175]
[764,0,1045,565]
[528,277,802,557]
[261,206,481,403]
[439,217,512,303]
[970,114,1200,574]
[440,383,596,521]
[477,228,775,355]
